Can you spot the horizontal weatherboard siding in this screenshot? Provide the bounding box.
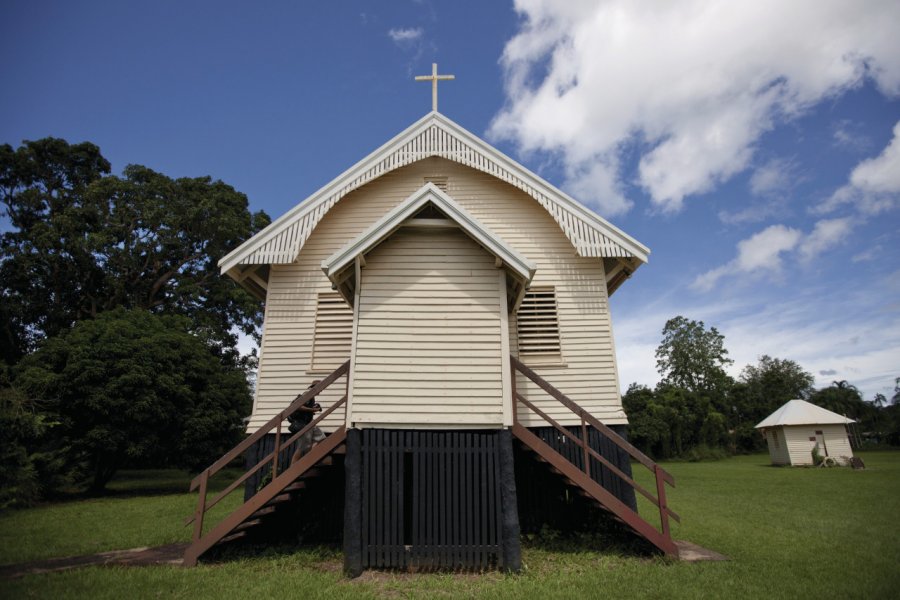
[248,157,627,432]
[350,228,504,428]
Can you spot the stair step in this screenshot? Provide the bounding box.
[284,481,307,492]
[218,530,248,545]
[250,506,276,519]
[233,518,263,533]
[266,493,292,506]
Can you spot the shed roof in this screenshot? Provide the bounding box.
[755,399,855,428]
[219,111,649,278]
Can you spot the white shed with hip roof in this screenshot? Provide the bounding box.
[755,399,855,466]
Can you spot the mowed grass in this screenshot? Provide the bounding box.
[2,452,899,599]
[0,468,244,565]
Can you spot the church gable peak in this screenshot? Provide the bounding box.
[219,112,649,279]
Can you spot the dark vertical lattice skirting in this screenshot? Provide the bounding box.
[497,429,522,573]
[516,424,638,534]
[343,428,363,577]
[358,429,504,569]
[242,434,302,502]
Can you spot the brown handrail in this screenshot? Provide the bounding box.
[185,395,348,525]
[189,360,349,492]
[185,361,349,538]
[511,355,679,535]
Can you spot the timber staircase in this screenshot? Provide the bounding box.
[510,356,680,556]
[183,361,350,566]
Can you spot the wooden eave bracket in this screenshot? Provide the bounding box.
[605,258,635,297]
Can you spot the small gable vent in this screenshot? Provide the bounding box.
[517,286,561,356]
[424,176,448,192]
[311,292,353,371]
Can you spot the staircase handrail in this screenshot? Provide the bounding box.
[511,355,679,538]
[188,360,349,492]
[185,360,349,544]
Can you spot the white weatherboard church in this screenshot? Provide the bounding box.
[184,67,681,572]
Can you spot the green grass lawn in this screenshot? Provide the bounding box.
[2,452,899,599]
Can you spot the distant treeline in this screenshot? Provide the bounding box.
[624,316,900,460]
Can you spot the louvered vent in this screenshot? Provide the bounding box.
[517,287,561,355]
[424,176,448,192]
[311,292,353,370]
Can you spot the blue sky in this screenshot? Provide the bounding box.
[2,1,898,400]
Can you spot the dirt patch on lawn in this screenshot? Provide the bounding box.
[0,543,188,579]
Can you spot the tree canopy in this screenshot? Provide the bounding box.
[655,316,733,394]
[0,138,270,363]
[1,137,269,499]
[15,308,252,491]
[624,316,899,458]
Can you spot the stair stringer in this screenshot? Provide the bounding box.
[183,426,347,566]
[511,423,677,556]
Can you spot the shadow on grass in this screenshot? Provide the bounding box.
[520,515,660,559]
[41,468,248,502]
[202,540,342,566]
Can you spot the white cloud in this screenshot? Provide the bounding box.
[832,119,871,152]
[750,158,796,197]
[821,120,900,215]
[694,218,855,290]
[490,0,900,215]
[798,217,854,262]
[693,224,802,291]
[388,27,423,43]
[718,158,798,224]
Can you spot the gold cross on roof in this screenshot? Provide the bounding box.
[415,63,455,112]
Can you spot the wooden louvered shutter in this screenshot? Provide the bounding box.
[516,286,561,356]
[311,292,353,370]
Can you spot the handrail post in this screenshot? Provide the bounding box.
[192,470,209,543]
[654,464,671,538]
[581,415,590,479]
[272,420,282,480]
[510,356,517,424]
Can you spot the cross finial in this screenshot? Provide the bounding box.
[415,63,455,112]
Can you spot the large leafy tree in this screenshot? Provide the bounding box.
[737,355,814,421]
[655,316,734,394]
[15,308,252,491]
[0,138,270,363]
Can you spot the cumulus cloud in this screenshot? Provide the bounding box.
[693,218,854,290]
[798,217,854,262]
[821,120,900,215]
[490,0,900,215]
[693,224,802,291]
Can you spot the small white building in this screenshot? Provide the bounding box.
[755,399,855,466]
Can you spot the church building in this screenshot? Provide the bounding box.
[183,67,679,573]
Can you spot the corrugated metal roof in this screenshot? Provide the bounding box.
[755,399,855,428]
[219,111,649,276]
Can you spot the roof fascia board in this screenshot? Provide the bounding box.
[220,110,649,273]
[219,112,440,273]
[431,113,650,261]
